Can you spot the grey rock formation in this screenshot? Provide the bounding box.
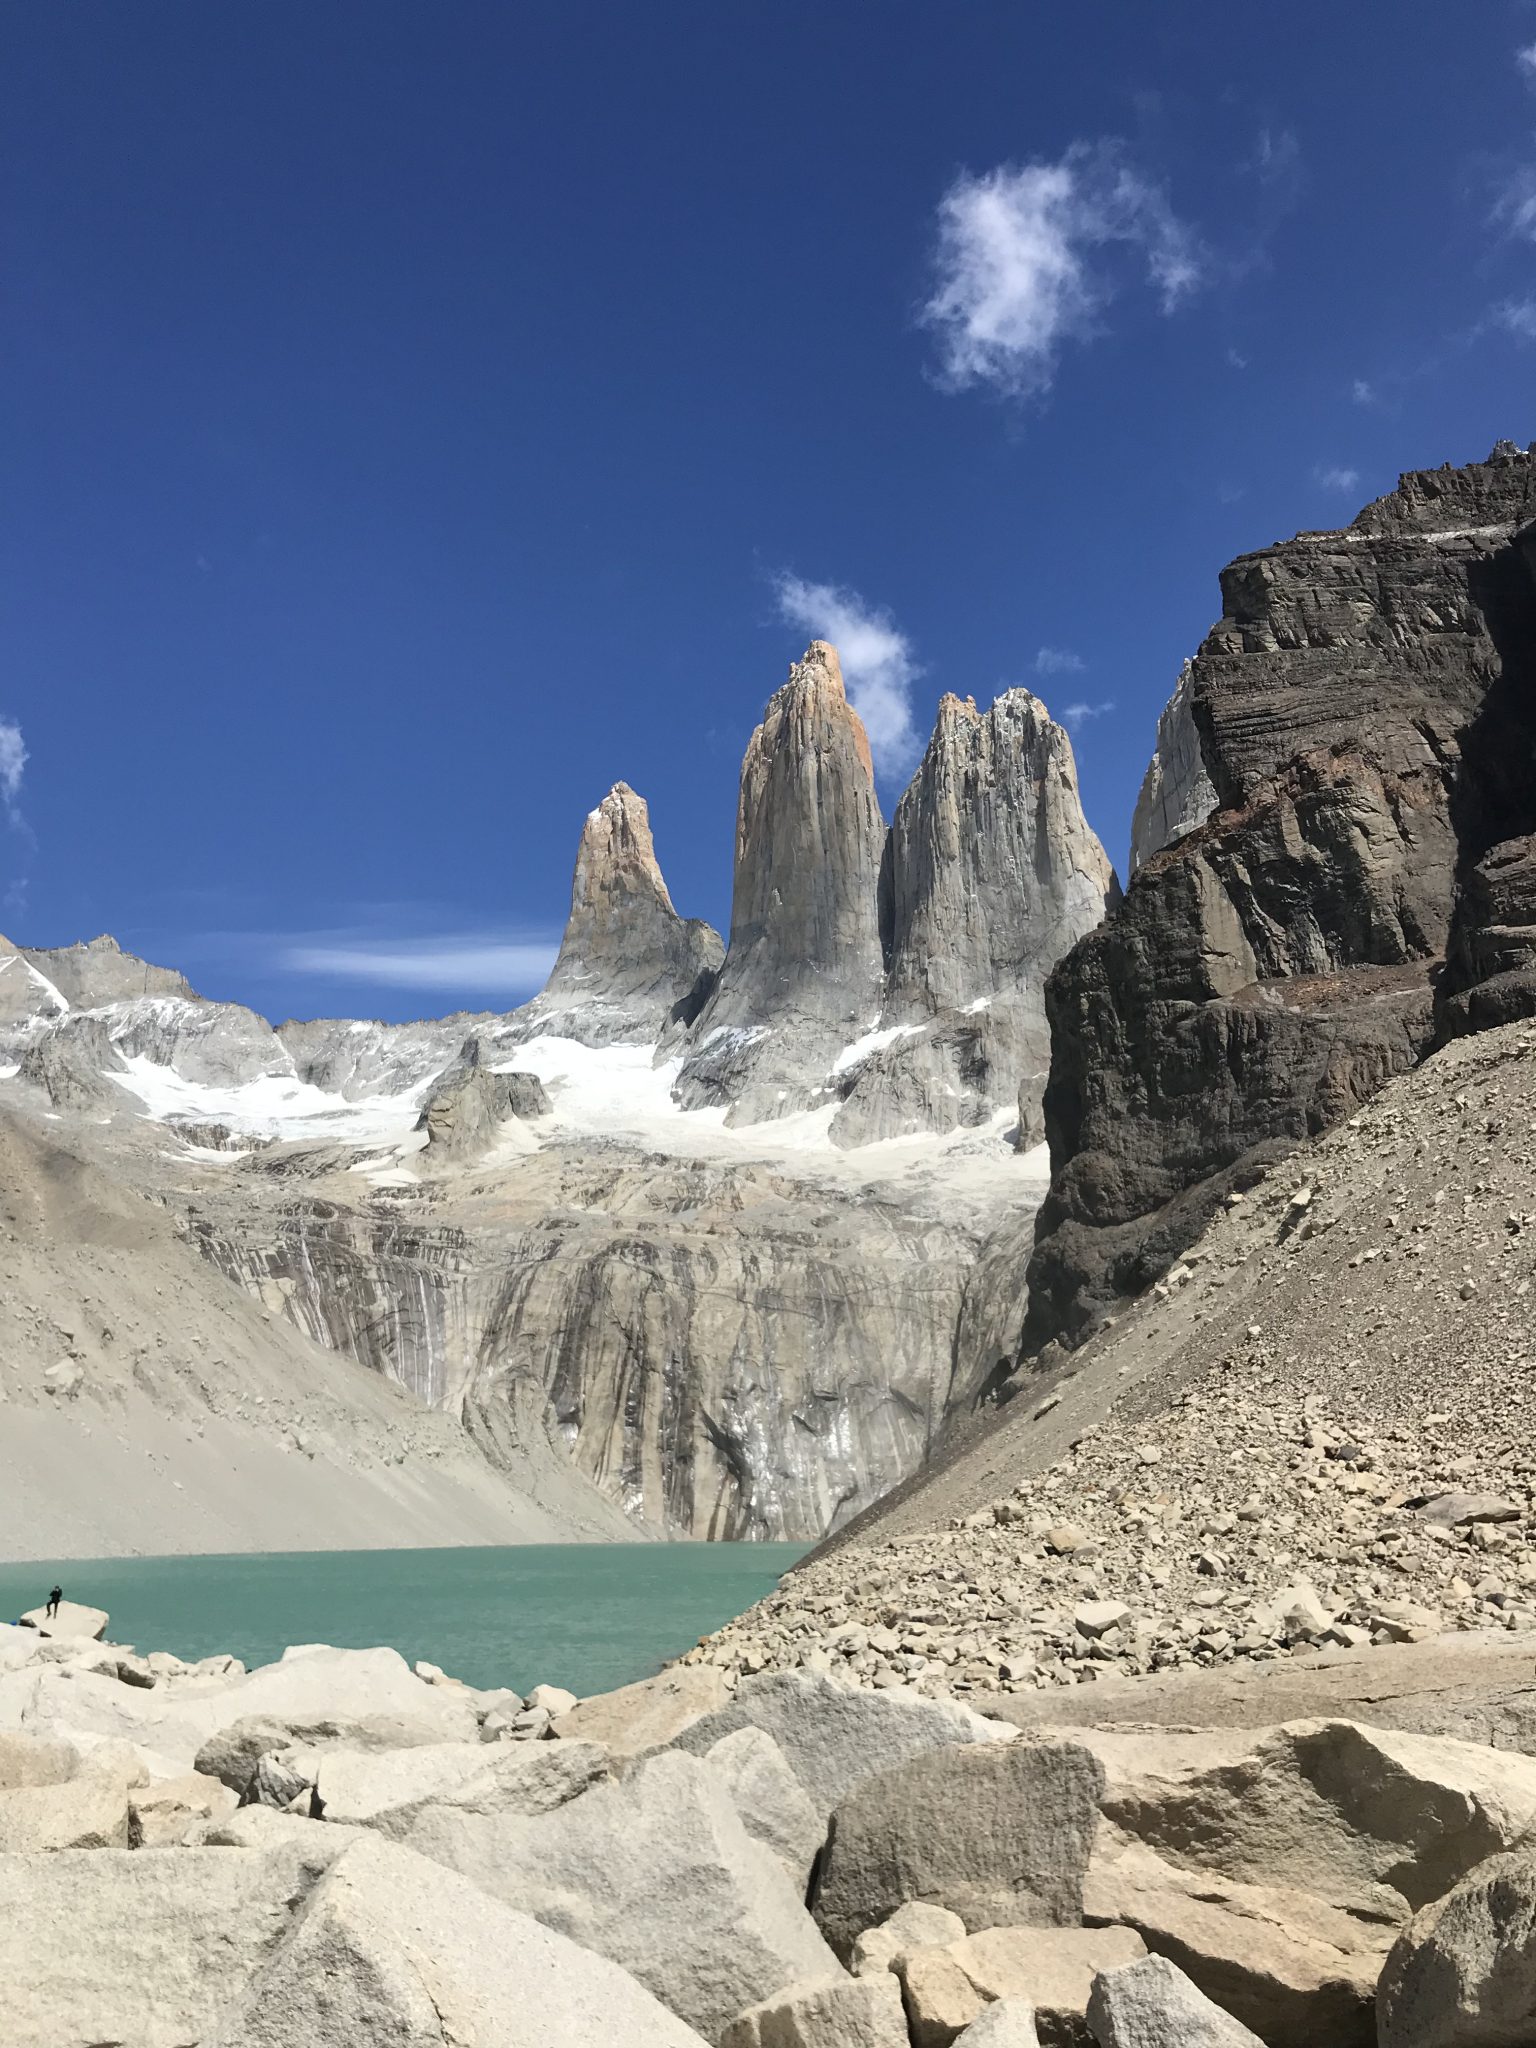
[1027,443,1536,1348]
[516,781,723,1047]
[1128,661,1217,873]
[1087,1956,1265,2048]
[675,643,887,1125]
[415,1041,550,1158]
[1376,1845,1536,2048]
[831,691,1117,1147]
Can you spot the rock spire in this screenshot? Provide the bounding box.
[674,642,887,1123]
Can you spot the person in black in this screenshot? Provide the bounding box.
[45,1586,62,1620]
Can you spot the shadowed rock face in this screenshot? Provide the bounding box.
[1130,661,1217,872]
[674,643,888,1124]
[829,691,1117,1148]
[518,782,723,1047]
[1026,442,1536,1349]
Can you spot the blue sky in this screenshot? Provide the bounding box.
[4,3,1535,1023]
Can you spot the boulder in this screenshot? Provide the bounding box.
[202,1833,708,2047]
[670,1671,1014,1819]
[130,1770,238,1847]
[195,1700,475,1794]
[812,1739,1104,1960]
[19,1601,109,1640]
[851,1902,968,1979]
[555,1664,730,1753]
[900,1927,1148,2048]
[953,2004,1043,2048]
[0,1768,131,1850]
[402,1746,839,2041]
[242,1750,315,1812]
[1377,1845,1536,2048]
[706,1726,825,1887]
[0,1839,338,2046]
[527,1682,579,1716]
[1082,1846,1386,2048]
[312,1736,607,1834]
[1086,1955,1265,2047]
[1084,1717,1536,1918]
[721,1971,909,2048]
[0,1729,77,1789]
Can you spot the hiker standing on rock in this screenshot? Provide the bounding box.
[45,1585,62,1619]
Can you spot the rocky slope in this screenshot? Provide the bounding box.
[1027,441,1536,1348]
[692,1013,1536,1697]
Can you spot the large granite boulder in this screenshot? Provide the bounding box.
[398,1747,840,2041]
[202,1834,709,2048]
[899,1926,1148,2048]
[311,1735,607,1834]
[1376,1845,1536,2048]
[704,1725,825,1889]
[811,1739,1105,1959]
[721,1971,909,2048]
[668,1671,1015,1820]
[1086,1955,1264,2048]
[553,1664,730,1753]
[20,1601,109,1640]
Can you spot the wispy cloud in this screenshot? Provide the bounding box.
[279,933,560,996]
[1519,42,1536,81]
[1494,296,1536,339]
[1315,464,1361,494]
[1494,164,1536,240]
[1351,378,1376,405]
[0,718,25,818]
[1034,647,1085,677]
[921,141,1203,400]
[1059,700,1116,731]
[772,573,920,777]
[1248,126,1304,204]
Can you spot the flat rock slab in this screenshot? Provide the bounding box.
[313,1736,607,1834]
[18,1602,109,1641]
[555,1664,730,1753]
[901,1926,1148,2048]
[812,1739,1104,1960]
[980,1633,1536,1758]
[0,1770,130,1851]
[721,1971,909,2048]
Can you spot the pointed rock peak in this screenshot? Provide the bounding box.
[573,781,676,918]
[794,639,845,693]
[760,641,875,788]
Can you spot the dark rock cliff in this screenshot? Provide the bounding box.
[1026,442,1536,1348]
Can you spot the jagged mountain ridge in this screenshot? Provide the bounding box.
[0,656,1110,1546]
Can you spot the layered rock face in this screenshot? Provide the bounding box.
[674,643,887,1124]
[1027,442,1536,1347]
[829,692,1117,1147]
[1128,661,1216,872]
[516,781,723,1047]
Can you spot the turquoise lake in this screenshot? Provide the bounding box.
[0,1544,806,1697]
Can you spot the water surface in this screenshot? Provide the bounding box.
[0,1543,804,1697]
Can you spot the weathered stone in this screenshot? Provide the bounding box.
[952,2003,1043,2048]
[0,1768,131,1851]
[1416,1493,1522,1530]
[130,1771,238,1847]
[557,1664,730,1753]
[400,1747,839,2041]
[0,1729,77,1790]
[670,1671,1014,1821]
[19,1601,109,1640]
[203,1834,709,2048]
[901,1927,1148,2048]
[812,1739,1104,1959]
[721,1971,908,2048]
[312,1736,606,1835]
[851,1902,968,1979]
[1086,1954,1265,2048]
[706,1726,825,1887]
[1377,1845,1536,2048]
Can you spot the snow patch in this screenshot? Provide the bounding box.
[0,1062,18,1081]
[962,995,993,1015]
[107,1055,425,1147]
[831,1023,923,1076]
[0,956,70,1014]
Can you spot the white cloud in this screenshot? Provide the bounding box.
[1315,464,1361,493]
[773,573,920,776]
[0,719,25,814]
[281,935,560,995]
[1034,647,1085,676]
[1059,700,1116,731]
[922,142,1203,399]
[1495,165,1536,239]
[1519,42,1536,79]
[1351,378,1376,405]
[1495,296,1536,339]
